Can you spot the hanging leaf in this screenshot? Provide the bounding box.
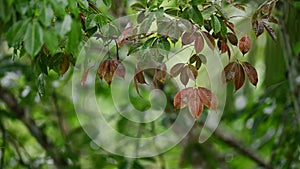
[202,31,215,50]
[111,59,126,78]
[253,21,264,37]
[198,87,218,110]
[225,21,235,34]
[194,34,204,54]
[189,54,198,64]
[43,29,58,55]
[217,40,229,54]
[262,22,277,41]
[188,64,198,80]
[134,65,147,84]
[154,63,167,83]
[238,36,251,55]
[24,21,43,58]
[242,62,258,86]
[174,87,194,109]
[170,63,185,77]
[227,32,238,46]
[211,15,221,34]
[180,66,189,86]
[188,89,203,119]
[181,32,197,46]
[223,62,238,83]
[191,6,204,26]
[234,63,245,91]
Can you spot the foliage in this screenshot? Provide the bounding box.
[0,0,299,169]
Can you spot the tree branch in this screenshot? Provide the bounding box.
[0,85,68,168]
[212,126,270,169]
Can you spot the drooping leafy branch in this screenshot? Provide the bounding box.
[0,0,278,119]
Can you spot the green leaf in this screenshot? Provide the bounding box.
[142,37,157,49]
[68,0,79,16]
[191,6,204,26]
[56,15,72,38]
[67,21,82,57]
[211,15,221,34]
[39,5,54,27]
[24,21,44,58]
[127,43,143,56]
[218,17,227,38]
[131,2,146,11]
[51,0,67,18]
[43,29,58,55]
[157,37,171,51]
[103,0,112,8]
[6,19,30,47]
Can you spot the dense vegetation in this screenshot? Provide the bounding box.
[0,0,300,168]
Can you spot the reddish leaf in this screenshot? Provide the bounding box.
[134,77,141,96]
[253,21,264,37]
[180,66,189,86]
[60,55,70,75]
[174,87,194,109]
[227,32,238,46]
[181,32,197,46]
[198,87,218,110]
[111,59,126,78]
[223,62,238,83]
[238,36,251,55]
[188,89,203,119]
[234,63,245,91]
[154,63,167,83]
[170,63,185,78]
[194,34,204,53]
[242,62,258,86]
[81,67,91,87]
[225,21,235,34]
[117,22,134,47]
[135,64,146,84]
[188,64,198,80]
[262,21,277,42]
[217,40,229,54]
[104,69,113,85]
[202,31,216,50]
[98,60,110,80]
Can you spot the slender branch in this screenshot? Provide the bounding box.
[212,126,270,168]
[0,85,68,168]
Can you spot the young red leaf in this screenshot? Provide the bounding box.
[181,32,197,46]
[81,67,91,87]
[202,31,216,50]
[111,59,126,78]
[223,62,238,83]
[194,34,204,53]
[98,60,110,80]
[198,87,218,110]
[170,63,185,78]
[217,40,229,54]
[135,65,147,84]
[154,63,167,83]
[188,89,203,119]
[234,63,245,91]
[174,87,194,109]
[238,36,251,55]
[242,62,258,86]
[227,32,238,46]
[262,22,277,41]
[180,66,189,86]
